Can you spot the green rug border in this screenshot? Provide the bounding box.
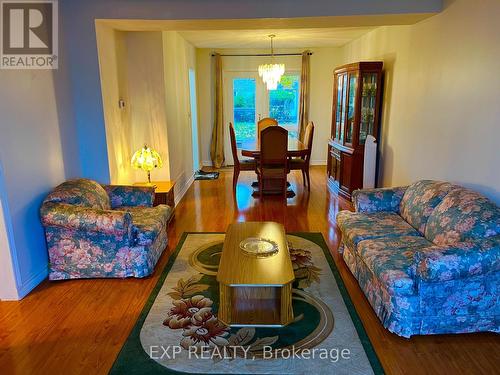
[109,232,385,375]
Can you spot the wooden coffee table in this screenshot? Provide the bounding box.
[217,222,295,327]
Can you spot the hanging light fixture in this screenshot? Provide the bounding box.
[258,35,285,91]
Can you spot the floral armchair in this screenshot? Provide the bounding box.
[337,180,500,337]
[40,179,173,280]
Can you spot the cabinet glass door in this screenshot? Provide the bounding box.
[335,74,346,140]
[359,73,378,144]
[345,73,358,145]
[339,74,347,142]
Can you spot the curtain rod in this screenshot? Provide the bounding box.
[211,52,313,57]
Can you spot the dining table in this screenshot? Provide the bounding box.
[240,137,308,159]
[239,136,308,197]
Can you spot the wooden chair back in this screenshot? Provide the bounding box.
[257,117,278,142]
[303,121,315,162]
[229,123,240,168]
[260,126,288,168]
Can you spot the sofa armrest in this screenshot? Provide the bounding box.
[352,186,408,213]
[103,185,155,208]
[416,236,500,283]
[41,203,132,236]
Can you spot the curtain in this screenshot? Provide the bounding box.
[210,53,225,168]
[298,51,310,142]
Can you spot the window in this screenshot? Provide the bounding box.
[233,78,256,145]
[269,74,300,138]
[224,72,301,161]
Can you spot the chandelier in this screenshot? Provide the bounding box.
[258,35,285,90]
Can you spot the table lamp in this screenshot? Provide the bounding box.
[131,144,163,184]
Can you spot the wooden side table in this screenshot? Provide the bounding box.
[133,181,176,208]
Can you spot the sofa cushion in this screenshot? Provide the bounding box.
[352,186,407,213]
[121,205,172,246]
[425,188,500,245]
[337,211,422,250]
[357,236,433,295]
[400,180,457,234]
[44,178,111,210]
[103,185,155,208]
[41,202,131,235]
[416,235,500,282]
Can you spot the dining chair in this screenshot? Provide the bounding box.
[257,117,278,143]
[257,126,288,200]
[229,123,257,192]
[289,121,314,190]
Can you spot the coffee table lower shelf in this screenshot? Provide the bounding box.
[218,283,294,327]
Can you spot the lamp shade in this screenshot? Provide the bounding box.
[131,145,162,183]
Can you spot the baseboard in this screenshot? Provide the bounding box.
[201,160,213,167]
[174,174,194,206]
[310,160,327,166]
[17,266,48,300]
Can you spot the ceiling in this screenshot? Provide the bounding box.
[178,27,376,49]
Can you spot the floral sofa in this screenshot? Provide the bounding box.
[337,180,499,337]
[40,179,173,280]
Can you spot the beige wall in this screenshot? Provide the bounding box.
[98,29,196,199]
[196,47,344,166]
[162,31,197,198]
[125,32,171,182]
[340,0,500,203]
[96,25,134,184]
[309,48,344,164]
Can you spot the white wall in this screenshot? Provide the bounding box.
[340,0,500,203]
[196,47,343,166]
[0,163,19,300]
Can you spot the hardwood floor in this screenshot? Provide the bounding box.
[0,166,498,374]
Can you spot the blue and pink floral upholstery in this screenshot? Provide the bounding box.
[40,179,173,280]
[338,180,500,337]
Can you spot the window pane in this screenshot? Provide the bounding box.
[233,78,256,145]
[269,75,299,138]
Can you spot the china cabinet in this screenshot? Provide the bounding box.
[327,61,383,200]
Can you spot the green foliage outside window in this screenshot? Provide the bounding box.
[232,75,300,143]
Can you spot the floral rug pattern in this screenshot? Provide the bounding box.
[161,244,324,358]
